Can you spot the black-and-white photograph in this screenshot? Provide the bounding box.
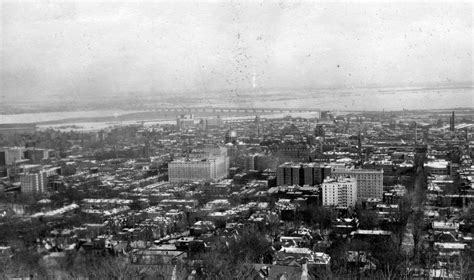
[0,0,472,279]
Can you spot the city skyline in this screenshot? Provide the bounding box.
[0,2,472,278]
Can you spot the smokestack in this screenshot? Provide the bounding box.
[358,129,362,166]
[415,122,418,143]
[450,111,455,131]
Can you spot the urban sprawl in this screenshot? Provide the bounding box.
[0,109,473,279]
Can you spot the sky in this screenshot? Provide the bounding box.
[1,1,472,103]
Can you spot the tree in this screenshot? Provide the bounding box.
[357,208,379,229]
[48,251,189,280]
[192,226,273,279]
[297,206,337,229]
[1,250,48,279]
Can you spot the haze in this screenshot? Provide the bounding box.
[1,1,472,104]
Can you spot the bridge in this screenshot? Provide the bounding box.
[146,107,321,114]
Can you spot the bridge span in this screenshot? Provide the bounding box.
[146,107,321,114]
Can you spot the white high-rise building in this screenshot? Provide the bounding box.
[332,168,383,200]
[20,172,48,193]
[322,178,357,207]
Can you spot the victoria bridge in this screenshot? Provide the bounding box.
[146,107,321,114]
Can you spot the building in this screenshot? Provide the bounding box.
[200,145,228,157]
[303,163,332,185]
[350,229,393,243]
[82,198,133,210]
[0,147,25,166]
[24,148,49,164]
[176,114,195,130]
[277,162,331,186]
[332,168,383,200]
[320,111,330,119]
[130,246,186,265]
[269,143,310,163]
[203,180,232,197]
[20,171,48,193]
[168,157,228,183]
[425,160,449,176]
[245,153,275,172]
[225,129,238,144]
[169,145,230,183]
[314,125,325,139]
[275,247,330,267]
[277,162,302,186]
[322,178,357,207]
[201,117,223,130]
[244,154,257,171]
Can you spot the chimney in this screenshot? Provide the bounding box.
[414,122,418,143]
[450,111,455,131]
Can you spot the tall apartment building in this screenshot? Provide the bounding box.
[322,178,357,207]
[303,163,332,186]
[277,162,302,186]
[277,162,331,186]
[332,168,383,200]
[24,148,49,164]
[0,147,25,166]
[291,164,301,185]
[20,171,48,193]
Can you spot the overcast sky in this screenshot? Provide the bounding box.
[1,1,472,102]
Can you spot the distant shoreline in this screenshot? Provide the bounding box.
[1,87,472,124]
[1,107,473,129]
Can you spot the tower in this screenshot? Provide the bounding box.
[255,115,261,138]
